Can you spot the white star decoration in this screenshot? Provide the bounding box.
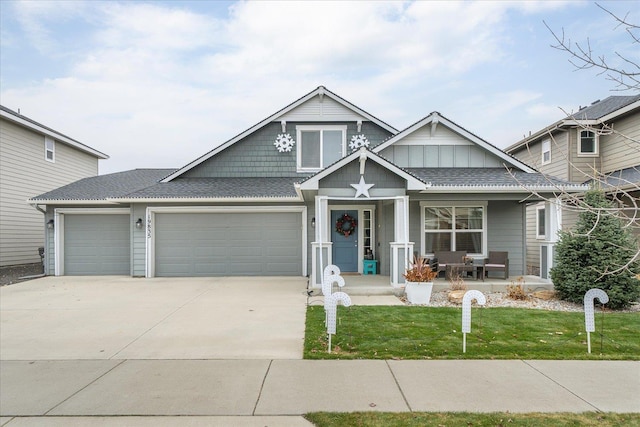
[350,176,375,198]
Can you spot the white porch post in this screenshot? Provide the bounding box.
[390,196,413,287]
[311,196,331,288]
[541,198,562,280]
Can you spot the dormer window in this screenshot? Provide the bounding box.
[541,139,551,165]
[45,136,55,162]
[578,129,598,156]
[296,125,346,171]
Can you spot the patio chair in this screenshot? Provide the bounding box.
[484,251,509,279]
[434,251,467,278]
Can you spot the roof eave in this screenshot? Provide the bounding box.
[107,196,303,203]
[1,109,109,159]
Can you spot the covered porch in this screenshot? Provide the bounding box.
[315,274,554,296]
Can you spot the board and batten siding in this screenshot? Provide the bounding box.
[486,200,524,277]
[0,118,99,267]
[379,125,503,168]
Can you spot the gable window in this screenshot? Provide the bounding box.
[541,139,551,165]
[536,205,546,239]
[578,129,598,156]
[421,204,486,256]
[45,136,55,162]
[296,125,346,171]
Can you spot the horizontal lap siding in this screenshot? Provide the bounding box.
[155,212,302,276]
[0,119,98,266]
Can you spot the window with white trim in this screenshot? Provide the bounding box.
[541,138,551,165]
[536,205,546,239]
[45,136,55,162]
[296,125,346,171]
[578,129,598,156]
[422,204,485,256]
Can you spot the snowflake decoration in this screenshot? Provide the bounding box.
[349,134,369,151]
[274,134,296,152]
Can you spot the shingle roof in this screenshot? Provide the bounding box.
[586,165,640,190]
[406,168,578,188]
[30,169,301,201]
[31,169,176,201]
[572,95,640,120]
[118,177,301,200]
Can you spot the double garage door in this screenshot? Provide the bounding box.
[63,214,130,275]
[154,212,302,276]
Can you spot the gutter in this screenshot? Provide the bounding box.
[29,203,46,214]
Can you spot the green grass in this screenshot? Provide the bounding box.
[304,305,640,360]
[304,412,640,426]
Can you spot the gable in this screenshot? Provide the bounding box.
[320,157,406,191]
[279,95,366,122]
[374,112,534,173]
[162,86,397,182]
[378,124,504,168]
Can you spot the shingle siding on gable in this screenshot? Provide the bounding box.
[319,159,406,189]
[181,122,393,179]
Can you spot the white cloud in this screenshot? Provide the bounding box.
[2,0,602,173]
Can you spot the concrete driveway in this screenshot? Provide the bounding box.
[0,276,308,360]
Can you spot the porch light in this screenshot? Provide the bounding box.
[135,218,144,229]
[47,219,54,229]
[311,217,316,228]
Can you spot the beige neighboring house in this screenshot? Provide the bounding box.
[505,95,640,279]
[0,105,108,268]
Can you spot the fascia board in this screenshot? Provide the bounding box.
[26,199,120,205]
[424,184,589,193]
[1,110,109,159]
[108,197,303,203]
[372,113,436,153]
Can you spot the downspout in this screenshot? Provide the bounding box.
[30,203,46,214]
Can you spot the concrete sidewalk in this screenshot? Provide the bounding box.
[1,359,638,425]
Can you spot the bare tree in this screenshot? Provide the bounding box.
[544,2,639,92]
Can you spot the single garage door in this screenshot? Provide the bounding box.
[64,214,130,275]
[155,212,302,276]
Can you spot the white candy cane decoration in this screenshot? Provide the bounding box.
[326,291,352,353]
[322,265,345,325]
[462,290,486,353]
[584,288,608,354]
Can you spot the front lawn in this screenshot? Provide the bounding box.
[304,305,640,360]
[305,411,640,426]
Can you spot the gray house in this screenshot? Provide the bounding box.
[506,95,640,279]
[0,105,108,269]
[31,87,583,289]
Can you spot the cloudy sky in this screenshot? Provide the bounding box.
[1,0,638,175]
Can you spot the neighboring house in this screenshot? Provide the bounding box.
[31,86,584,288]
[505,95,640,278]
[0,106,108,268]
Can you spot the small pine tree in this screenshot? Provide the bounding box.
[551,189,640,309]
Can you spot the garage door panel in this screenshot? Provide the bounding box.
[155,212,302,276]
[64,214,130,275]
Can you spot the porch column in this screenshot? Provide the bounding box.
[311,196,331,288]
[390,196,413,287]
[541,198,562,280]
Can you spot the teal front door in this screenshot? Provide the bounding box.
[332,210,359,272]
